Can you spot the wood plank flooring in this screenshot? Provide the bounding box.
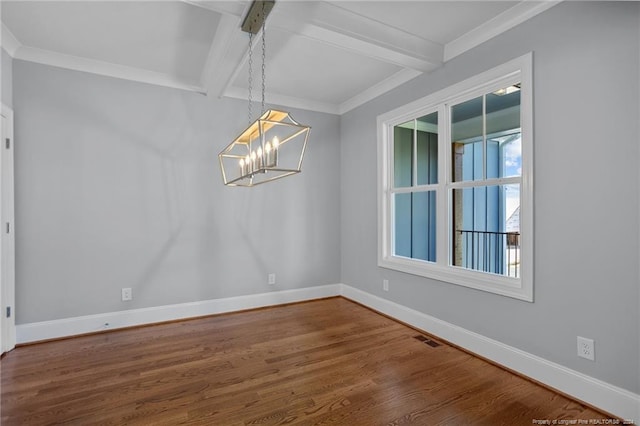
[1,297,610,425]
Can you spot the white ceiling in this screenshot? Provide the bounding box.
[1,1,559,115]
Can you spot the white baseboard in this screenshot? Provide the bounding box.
[340,284,640,422]
[15,283,639,421]
[16,284,342,344]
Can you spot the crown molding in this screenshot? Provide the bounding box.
[339,68,422,115]
[223,69,423,116]
[444,1,562,62]
[14,46,206,94]
[3,1,564,115]
[224,85,339,115]
[1,23,20,57]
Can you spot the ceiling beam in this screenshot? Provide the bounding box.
[200,12,242,96]
[1,23,20,57]
[180,0,247,18]
[270,2,443,72]
[216,0,445,114]
[218,28,260,100]
[288,23,439,73]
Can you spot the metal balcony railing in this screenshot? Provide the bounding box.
[456,230,520,278]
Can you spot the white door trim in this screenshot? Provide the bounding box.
[1,103,16,354]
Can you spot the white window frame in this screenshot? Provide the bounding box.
[377,53,533,302]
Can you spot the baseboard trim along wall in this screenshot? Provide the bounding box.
[15,283,639,421]
[339,285,640,422]
[16,284,342,344]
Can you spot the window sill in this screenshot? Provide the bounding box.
[378,255,533,302]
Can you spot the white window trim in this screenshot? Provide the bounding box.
[377,53,533,302]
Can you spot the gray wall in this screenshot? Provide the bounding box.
[2,48,12,107]
[9,0,639,396]
[340,1,639,393]
[13,60,341,324]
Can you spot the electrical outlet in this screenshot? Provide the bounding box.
[383,279,389,292]
[121,287,132,301]
[577,336,595,361]
[268,273,276,285]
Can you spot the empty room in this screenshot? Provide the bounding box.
[0,1,638,424]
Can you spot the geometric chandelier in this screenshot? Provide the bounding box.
[219,109,310,186]
[219,0,310,187]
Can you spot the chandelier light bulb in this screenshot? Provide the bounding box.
[246,154,252,174]
[257,147,263,170]
[271,136,279,167]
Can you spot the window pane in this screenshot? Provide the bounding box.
[394,120,414,188]
[416,112,438,185]
[451,184,520,277]
[487,132,522,179]
[394,191,436,262]
[451,96,483,182]
[486,86,520,134]
[394,193,412,257]
[486,85,521,179]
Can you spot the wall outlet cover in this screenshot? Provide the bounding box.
[577,336,595,361]
[121,288,132,302]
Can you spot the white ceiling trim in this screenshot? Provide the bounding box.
[219,25,428,115]
[272,1,443,72]
[225,85,339,115]
[291,23,438,73]
[339,68,421,115]
[199,12,240,93]
[1,1,564,116]
[218,0,445,115]
[205,32,250,99]
[444,0,562,62]
[1,23,20,57]
[310,1,443,63]
[13,45,206,94]
[220,29,262,103]
[181,0,246,18]
[181,0,248,97]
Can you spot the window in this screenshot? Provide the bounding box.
[378,54,533,301]
[393,112,438,262]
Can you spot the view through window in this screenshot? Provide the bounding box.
[378,54,533,301]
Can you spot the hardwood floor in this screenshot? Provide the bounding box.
[1,297,610,425]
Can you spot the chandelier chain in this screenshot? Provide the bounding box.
[248,32,253,125]
[261,1,266,114]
